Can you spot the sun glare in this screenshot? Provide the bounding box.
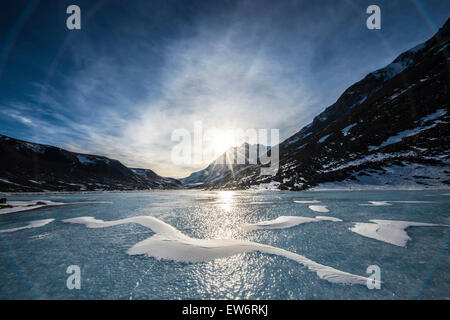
[213,131,235,154]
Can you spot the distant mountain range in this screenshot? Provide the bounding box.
[178,143,268,187]
[0,135,182,192]
[1,18,449,192]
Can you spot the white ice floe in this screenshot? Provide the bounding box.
[315,216,342,222]
[360,200,433,206]
[63,215,373,286]
[0,218,54,233]
[360,201,392,206]
[390,201,433,203]
[243,215,342,230]
[308,205,330,213]
[294,200,320,204]
[0,200,65,215]
[349,219,449,247]
[0,200,112,215]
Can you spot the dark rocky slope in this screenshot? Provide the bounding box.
[0,135,182,192]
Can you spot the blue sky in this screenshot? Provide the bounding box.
[0,0,449,177]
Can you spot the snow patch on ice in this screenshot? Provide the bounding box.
[0,219,54,233]
[0,200,65,215]
[308,205,329,213]
[63,215,374,286]
[316,216,342,222]
[360,201,392,206]
[349,219,448,247]
[244,215,341,230]
[0,200,111,215]
[294,200,320,204]
[360,200,434,206]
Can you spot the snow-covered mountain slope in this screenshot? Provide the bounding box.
[203,18,450,190]
[0,135,182,192]
[179,143,267,187]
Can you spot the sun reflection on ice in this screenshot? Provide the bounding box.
[189,191,267,298]
[192,191,252,241]
[217,191,235,213]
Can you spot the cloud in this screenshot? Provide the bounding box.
[1,108,33,126]
[14,6,319,178]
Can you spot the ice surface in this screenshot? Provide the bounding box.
[0,219,54,233]
[244,215,341,230]
[248,201,273,204]
[360,200,432,206]
[308,205,329,213]
[294,200,320,204]
[63,215,374,286]
[349,219,448,247]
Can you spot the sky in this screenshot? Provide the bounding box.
[0,0,449,178]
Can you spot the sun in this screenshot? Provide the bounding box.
[213,131,235,154]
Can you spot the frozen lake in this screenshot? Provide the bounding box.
[0,190,449,299]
